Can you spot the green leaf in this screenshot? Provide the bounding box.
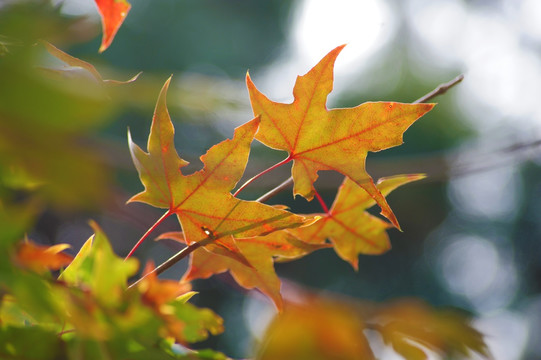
[59,221,138,305]
[0,326,62,360]
[170,301,224,343]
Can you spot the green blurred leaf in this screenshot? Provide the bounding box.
[0,326,62,360]
[0,200,38,252]
[180,348,230,360]
[169,301,224,344]
[59,221,138,305]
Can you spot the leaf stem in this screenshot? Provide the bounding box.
[57,329,76,337]
[313,188,330,214]
[233,155,293,197]
[125,209,172,259]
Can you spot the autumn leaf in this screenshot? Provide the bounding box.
[158,230,329,310]
[14,239,73,273]
[128,77,307,262]
[94,0,131,53]
[135,261,224,344]
[138,261,193,309]
[43,41,140,85]
[373,299,490,359]
[256,295,489,360]
[257,299,375,360]
[290,174,425,270]
[0,37,125,210]
[247,45,434,229]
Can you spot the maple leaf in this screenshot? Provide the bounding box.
[135,261,224,344]
[128,77,307,262]
[137,261,193,309]
[14,239,73,273]
[373,299,489,359]
[94,0,131,53]
[43,41,140,85]
[290,174,425,270]
[256,295,489,360]
[257,299,375,360]
[246,45,434,229]
[158,230,329,310]
[59,221,139,306]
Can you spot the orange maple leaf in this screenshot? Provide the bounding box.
[246,45,434,229]
[290,174,425,270]
[128,78,307,263]
[14,239,73,273]
[134,261,223,344]
[94,0,131,53]
[158,230,329,310]
[138,261,192,309]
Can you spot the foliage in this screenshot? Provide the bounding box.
[0,1,490,359]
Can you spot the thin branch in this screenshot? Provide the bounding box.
[256,177,294,203]
[413,74,464,104]
[128,212,296,284]
[128,238,208,289]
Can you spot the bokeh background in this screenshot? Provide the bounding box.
[1,0,541,358]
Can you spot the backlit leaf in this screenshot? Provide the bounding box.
[257,299,375,360]
[291,174,425,269]
[59,221,139,305]
[128,78,307,263]
[160,230,329,310]
[374,299,490,359]
[247,45,434,228]
[14,240,73,274]
[43,41,140,85]
[138,261,192,309]
[94,0,131,53]
[257,295,489,360]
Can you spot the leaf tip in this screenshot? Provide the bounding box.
[246,71,254,88]
[88,219,101,234]
[163,75,173,89]
[409,173,427,182]
[96,0,131,53]
[384,210,401,231]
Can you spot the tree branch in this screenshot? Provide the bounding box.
[128,238,208,289]
[413,74,464,104]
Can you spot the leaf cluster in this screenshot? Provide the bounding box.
[0,1,491,359]
[1,223,226,359]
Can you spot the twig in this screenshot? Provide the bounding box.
[128,238,208,289]
[256,177,294,203]
[413,74,464,104]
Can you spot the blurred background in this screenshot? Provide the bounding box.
[1,0,540,358]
